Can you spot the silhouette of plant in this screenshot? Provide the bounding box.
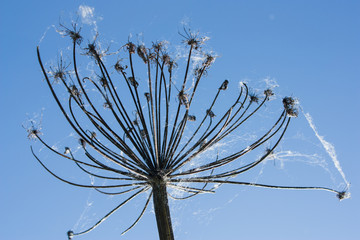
[31,23,347,240]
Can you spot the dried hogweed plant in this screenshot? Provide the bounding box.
[31,24,348,240]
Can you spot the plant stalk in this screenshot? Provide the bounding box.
[152,179,174,240]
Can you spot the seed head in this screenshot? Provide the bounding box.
[84,42,98,59]
[187,115,196,121]
[203,54,216,68]
[27,128,42,140]
[67,230,74,240]
[178,91,189,109]
[140,129,147,139]
[114,60,128,73]
[249,94,259,104]
[219,80,229,90]
[286,108,298,117]
[99,76,108,88]
[126,42,136,54]
[162,54,171,65]
[132,119,139,126]
[59,23,82,45]
[49,56,71,84]
[90,131,96,140]
[53,70,66,82]
[167,60,177,73]
[69,85,81,99]
[264,148,275,158]
[283,97,298,117]
[206,109,216,118]
[336,191,350,200]
[78,138,86,148]
[64,147,71,154]
[128,77,139,87]
[152,41,167,53]
[264,89,274,99]
[103,101,112,109]
[283,97,295,107]
[144,92,151,102]
[193,66,202,77]
[137,45,148,64]
[180,28,208,50]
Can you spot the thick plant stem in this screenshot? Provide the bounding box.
[152,179,174,240]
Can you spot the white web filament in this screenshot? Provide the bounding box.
[303,110,350,190]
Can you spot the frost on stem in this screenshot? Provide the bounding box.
[32,22,348,240]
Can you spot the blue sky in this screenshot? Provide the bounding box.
[1,1,360,240]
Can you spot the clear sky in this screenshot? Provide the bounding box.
[1,1,359,240]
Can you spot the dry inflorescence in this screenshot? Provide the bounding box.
[31,23,347,240]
